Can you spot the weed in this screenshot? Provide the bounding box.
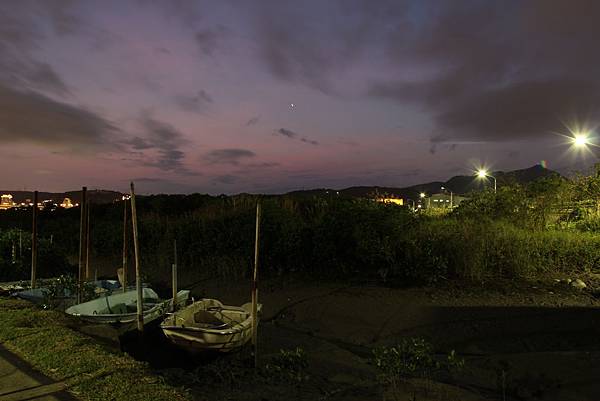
[264,347,309,384]
[373,338,465,399]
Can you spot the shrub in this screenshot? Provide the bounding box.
[264,347,309,383]
[372,337,464,387]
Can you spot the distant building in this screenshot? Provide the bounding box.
[376,196,404,206]
[427,193,467,209]
[0,194,14,210]
[60,197,75,208]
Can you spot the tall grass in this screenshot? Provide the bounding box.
[1,194,598,285]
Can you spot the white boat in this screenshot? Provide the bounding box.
[160,298,262,353]
[65,288,190,328]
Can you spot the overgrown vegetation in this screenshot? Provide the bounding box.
[2,166,600,286]
[373,338,464,400]
[264,347,310,383]
[373,338,464,384]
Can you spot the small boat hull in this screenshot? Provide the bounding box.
[161,299,261,353]
[66,288,190,330]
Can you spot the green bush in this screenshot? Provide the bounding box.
[2,190,599,286]
[264,347,309,383]
[373,337,464,385]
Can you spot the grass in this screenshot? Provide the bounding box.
[0,298,190,401]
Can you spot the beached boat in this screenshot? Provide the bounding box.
[160,298,262,353]
[65,288,190,328]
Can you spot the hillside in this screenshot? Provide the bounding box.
[288,164,560,200]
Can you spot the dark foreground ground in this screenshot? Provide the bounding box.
[75,273,600,401]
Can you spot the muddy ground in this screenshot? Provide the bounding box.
[78,274,600,401]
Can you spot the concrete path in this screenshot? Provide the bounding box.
[0,343,77,401]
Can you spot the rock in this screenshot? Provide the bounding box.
[571,279,587,290]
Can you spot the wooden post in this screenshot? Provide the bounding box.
[251,201,261,368]
[78,187,87,303]
[130,182,143,333]
[171,239,178,312]
[122,197,128,292]
[86,200,92,280]
[31,191,38,289]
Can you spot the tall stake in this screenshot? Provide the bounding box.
[130,182,143,333]
[122,197,128,292]
[171,239,178,312]
[78,187,87,303]
[31,191,38,289]
[251,201,261,368]
[86,200,92,280]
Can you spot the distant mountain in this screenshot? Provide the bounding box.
[287,164,560,200]
[0,189,124,204]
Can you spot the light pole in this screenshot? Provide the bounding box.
[441,186,453,208]
[420,192,430,209]
[476,169,496,193]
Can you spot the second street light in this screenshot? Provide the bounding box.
[441,186,453,208]
[476,169,497,193]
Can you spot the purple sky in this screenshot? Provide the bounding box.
[1,0,599,194]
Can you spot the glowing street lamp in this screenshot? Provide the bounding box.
[419,192,430,209]
[476,169,497,193]
[571,132,591,148]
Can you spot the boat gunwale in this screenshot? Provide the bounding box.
[160,321,250,335]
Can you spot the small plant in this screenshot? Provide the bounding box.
[264,347,309,383]
[373,338,436,383]
[42,275,97,308]
[190,354,254,389]
[372,338,464,387]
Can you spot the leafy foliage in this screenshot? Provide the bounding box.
[2,167,600,287]
[373,337,464,386]
[264,347,309,383]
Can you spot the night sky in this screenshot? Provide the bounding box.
[1,0,598,194]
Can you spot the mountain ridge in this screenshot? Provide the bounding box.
[286,164,560,200]
[0,165,559,203]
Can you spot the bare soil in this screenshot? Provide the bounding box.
[159,273,600,401]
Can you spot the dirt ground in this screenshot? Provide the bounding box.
[146,273,600,401]
[72,273,600,401]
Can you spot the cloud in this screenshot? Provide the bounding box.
[125,115,197,175]
[367,1,600,144]
[275,128,319,145]
[195,28,223,56]
[0,7,71,97]
[249,1,409,94]
[174,89,213,113]
[245,116,260,126]
[0,83,117,149]
[22,62,71,96]
[212,174,239,185]
[204,148,256,164]
[276,128,298,139]
[245,162,279,168]
[300,137,319,146]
